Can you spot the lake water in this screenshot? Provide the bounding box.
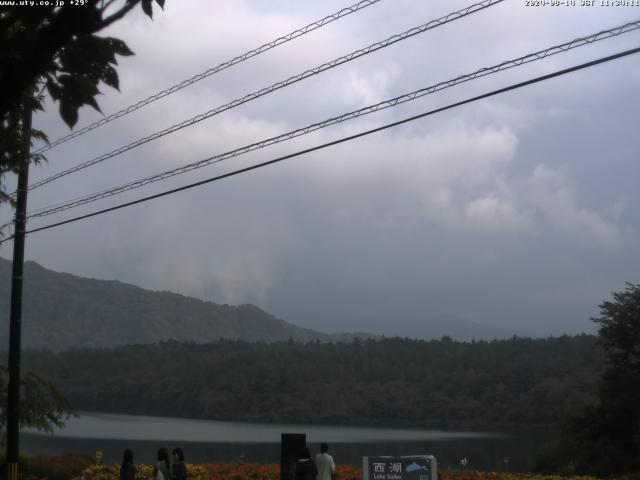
[22,412,551,472]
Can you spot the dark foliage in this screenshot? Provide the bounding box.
[534,283,640,476]
[22,335,600,430]
[0,452,93,480]
[0,365,74,435]
[0,0,164,207]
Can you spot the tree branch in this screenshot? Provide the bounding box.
[98,0,139,30]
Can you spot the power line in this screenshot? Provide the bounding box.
[33,0,385,154]
[2,45,636,244]
[23,0,504,194]
[22,19,640,220]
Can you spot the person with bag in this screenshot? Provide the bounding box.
[153,447,172,480]
[295,447,318,480]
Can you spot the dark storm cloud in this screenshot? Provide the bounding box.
[3,0,639,337]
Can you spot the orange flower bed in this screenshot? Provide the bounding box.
[15,459,603,480]
[440,471,599,480]
[69,461,361,480]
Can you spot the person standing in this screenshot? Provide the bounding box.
[172,447,188,480]
[119,449,136,480]
[295,447,318,480]
[315,443,336,480]
[153,448,172,480]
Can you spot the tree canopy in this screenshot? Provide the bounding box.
[0,0,165,438]
[23,335,601,430]
[535,283,640,476]
[576,283,640,475]
[0,366,73,438]
[0,0,164,205]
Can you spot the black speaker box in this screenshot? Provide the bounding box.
[280,433,307,480]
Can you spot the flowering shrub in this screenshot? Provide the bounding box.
[23,453,94,480]
[441,471,600,480]
[70,462,359,480]
[24,460,607,480]
[71,462,210,480]
[199,462,280,480]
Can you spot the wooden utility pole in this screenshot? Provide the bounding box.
[5,107,31,480]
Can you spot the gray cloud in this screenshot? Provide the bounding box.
[3,0,640,339]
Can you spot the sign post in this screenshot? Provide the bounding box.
[363,455,437,480]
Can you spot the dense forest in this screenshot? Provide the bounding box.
[21,335,600,430]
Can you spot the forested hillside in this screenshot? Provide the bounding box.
[22,335,600,429]
[0,258,372,350]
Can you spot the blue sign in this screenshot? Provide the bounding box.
[363,455,437,480]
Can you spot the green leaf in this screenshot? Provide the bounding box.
[106,37,134,57]
[58,35,117,82]
[101,64,119,91]
[30,128,49,144]
[54,72,106,124]
[30,152,47,166]
[59,101,78,128]
[46,78,62,101]
[85,94,102,113]
[141,0,153,18]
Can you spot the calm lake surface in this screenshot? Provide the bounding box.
[22,412,552,472]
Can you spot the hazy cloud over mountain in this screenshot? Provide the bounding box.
[2,0,639,337]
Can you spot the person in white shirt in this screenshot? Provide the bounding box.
[315,443,336,480]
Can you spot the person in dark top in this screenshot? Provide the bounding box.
[172,447,188,480]
[119,448,136,480]
[295,447,318,480]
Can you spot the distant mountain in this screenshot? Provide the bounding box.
[300,311,528,342]
[394,313,528,341]
[0,258,374,351]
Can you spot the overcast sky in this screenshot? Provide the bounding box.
[2,0,640,337]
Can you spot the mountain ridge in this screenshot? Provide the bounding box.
[0,257,374,351]
[1,257,525,351]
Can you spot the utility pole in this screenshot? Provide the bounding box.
[5,106,31,480]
